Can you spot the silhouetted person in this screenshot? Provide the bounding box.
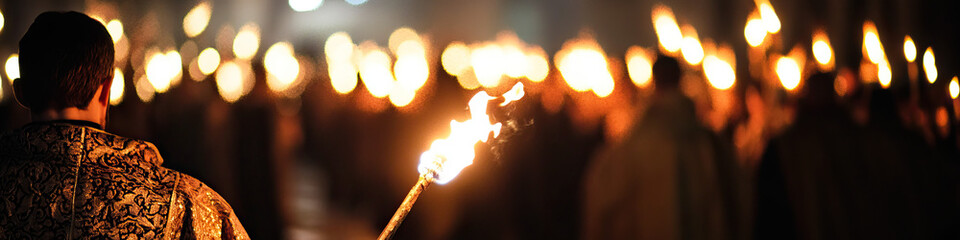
[0,12,247,238]
[583,56,741,240]
[755,72,863,239]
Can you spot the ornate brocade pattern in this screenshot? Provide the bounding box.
[0,123,248,239]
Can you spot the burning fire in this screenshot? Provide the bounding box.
[757,0,781,34]
[812,29,834,71]
[652,4,683,54]
[923,47,937,84]
[903,36,917,63]
[418,82,525,184]
[776,56,801,91]
[862,21,885,65]
[950,76,959,99]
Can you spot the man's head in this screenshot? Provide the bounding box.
[652,55,681,91]
[13,11,115,125]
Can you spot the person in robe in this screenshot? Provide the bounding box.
[0,11,248,239]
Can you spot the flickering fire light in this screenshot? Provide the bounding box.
[378,82,526,240]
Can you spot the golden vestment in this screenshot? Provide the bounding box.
[0,121,248,239]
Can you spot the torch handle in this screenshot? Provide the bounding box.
[377,175,432,240]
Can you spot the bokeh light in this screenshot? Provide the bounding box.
[903,36,917,63]
[233,23,261,60]
[145,49,183,93]
[388,27,421,55]
[184,2,212,38]
[949,76,959,99]
[326,32,359,94]
[862,21,885,65]
[555,37,615,97]
[744,15,766,47]
[441,42,471,77]
[652,5,683,54]
[105,20,123,43]
[923,47,937,84]
[4,54,18,83]
[198,48,221,75]
[525,47,549,83]
[703,55,736,90]
[289,0,323,12]
[216,61,254,103]
[758,0,781,33]
[394,41,429,91]
[358,47,395,98]
[109,67,124,105]
[264,42,301,94]
[626,46,654,87]
[878,59,892,88]
[812,30,833,70]
[776,56,801,91]
[471,43,506,88]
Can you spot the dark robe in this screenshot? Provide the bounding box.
[0,121,248,239]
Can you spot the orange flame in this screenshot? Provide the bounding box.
[418,82,525,184]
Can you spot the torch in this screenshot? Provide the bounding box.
[377,83,526,240]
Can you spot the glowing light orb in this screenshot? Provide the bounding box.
[233,23,261,60]
[744,18,766,47]
[106,20,123,43]
[776,57,801,91]
[197,48,221,75]
[923,47,937,84]
[289,0,323,12]
[652,5,683,53]
[4,54,18,83]
[626,46,653,87]
[441,42,471,76]
[184,2,212,38]
[703,55,736,90]
[903,36,916,63]
[264,42,301,93]
[109,68,124,105]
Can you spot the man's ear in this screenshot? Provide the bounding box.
[98,79,110,105]
[11,78,31,110]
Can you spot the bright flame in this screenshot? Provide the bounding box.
[626,46,654,87]
[776,57,801,91]
[418,82,525,184]
[5,54,18,83]
[289,0,323,12]
[501,82,525,106]
[471,44,506,88]
[949,76,959,99]
[233,23,261,60]
[109,67,124,105]
[744,15,767,47]
[757,0,781,33]
[264,42,301,93]
[359,48,395,98]
[878,59,892,89]
[184,2,212,38]
[812,30,833,69]
[555,38,615,97]
[862,21,885,64]
[903,36,917,62]
[106,20,123,43]
[652,5,683,54]
[197,48,220,75]
[325,32,359,94]
[703,55,736,90]
[923,47,937,84]
[681,35,704,65]
[388,27,421,55]
[442,42,471,76]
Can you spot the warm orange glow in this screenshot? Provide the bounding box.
[0,10,4,35]
[776,57,801,91]
[184,2,212,38]
[388,27,422,55]
[233,23,261,60]
[500,82,525,106]
[197,48,220,76]
[109,67,124,105]
[264,42,301,93]
[652,4,683,54]
[744,13,767,47]
[555,37,615,97]
[812,30,833,70]
[215,61,254,103]
[703,55,736,90]
[503,44,528,79]
[393,40,430,91]
[680,25,704,66]
[525,47,549,83]
[757,0,781,33]
[950,76,959,99]
[626,46,654,87]
[935,107,949,130]
[359,47,395,98]
[923,47,937,83]
[325,32,359,94]
[878,59,892,89]
[418,82,525,184]
[106,20,123,43]
[862,21,885,64]
[135,75,155,103]
[145,50,183,93]
[5,54,18,83]
[441,42,471,77]
[471,43,506,88]
[903,36,917,62]
[389,85,416,107]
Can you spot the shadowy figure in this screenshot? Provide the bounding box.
[583,56,741,240]
[0,12,248,239]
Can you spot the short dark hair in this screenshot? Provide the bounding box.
[652,55,681,90]
[15,11,114,111]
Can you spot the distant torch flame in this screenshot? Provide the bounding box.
[418,82,525,184]
[950,76,959,99]
[652,5,683,54]
[923,47,937,84]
